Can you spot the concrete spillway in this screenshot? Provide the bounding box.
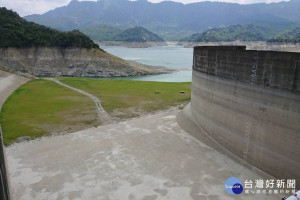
[178,46,300,184]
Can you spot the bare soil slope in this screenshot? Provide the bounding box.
[0,47,173,77]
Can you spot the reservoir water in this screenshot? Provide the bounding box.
[102,45,193,82]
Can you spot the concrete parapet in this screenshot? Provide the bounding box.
[179,46,300,185]
[193,46,300,93]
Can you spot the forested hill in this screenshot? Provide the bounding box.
[181,24,300,42]
[113,26,164,42]
[268,34,300,43]
[81,24,123,42]
[0,7,99,48]
[268,27,300,43]
[81,25,165,43]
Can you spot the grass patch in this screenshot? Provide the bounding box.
[0,79,98,146]
[1,78,191,145]
[58,78,191,118]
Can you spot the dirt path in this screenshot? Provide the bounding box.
[45,78,112,124]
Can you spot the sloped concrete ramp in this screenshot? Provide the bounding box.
[0,70,29,109]
[0,70,30,200]
[6,109,280,200]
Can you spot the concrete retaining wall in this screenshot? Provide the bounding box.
[179,46,300,185]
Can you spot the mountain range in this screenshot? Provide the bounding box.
[24,0,300,41]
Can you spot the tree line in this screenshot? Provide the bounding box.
[0,7,99,48]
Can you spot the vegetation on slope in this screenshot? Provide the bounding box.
[268,34,300,43]
[82,25,165,43]
[0,7,99,48]
[157,30,195,42]
[81,24,123,42]
[0,79,99,146]
[113,26,165,43]
[1,78,191,145]
[268,26,300,43]
[181,24,285,42]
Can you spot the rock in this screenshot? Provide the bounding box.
[0,47,173,77]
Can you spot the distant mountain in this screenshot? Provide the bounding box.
[0,7,98,48]
[24,0,300,41]
[81,25,166,47]
[81,24,123,42]
[283,26,300,36]
[113,26,164,42]
[268,26,300,43]
[181,24,286,42]
[268,33,300,43]
[181,24,300,43]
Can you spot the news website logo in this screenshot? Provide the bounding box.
[225,177,244,194]
[224,177,297,195]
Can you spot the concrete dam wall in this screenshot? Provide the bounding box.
[178,46,300,184]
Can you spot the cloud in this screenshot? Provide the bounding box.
[149,0,288,4]
[0,0,72,16]
[0,0,289,17]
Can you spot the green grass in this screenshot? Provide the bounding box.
[0,78,191,146]
[58,78,191,118]
[0,79,98,146]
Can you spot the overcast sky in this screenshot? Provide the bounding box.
[0,0,289,17]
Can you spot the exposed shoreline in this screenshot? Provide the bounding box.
[0,47,174,78]
[124,60,175,75]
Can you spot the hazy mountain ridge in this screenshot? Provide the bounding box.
[112,26,165,43]
[81,24,123,42]
[81,25,165,43]
[24,0,300,41]
[181,24,300,42]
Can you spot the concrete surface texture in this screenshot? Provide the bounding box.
[0,70,30,200]
[193,46,300,92]
[6,109,280,200]
[181,46,300,185]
